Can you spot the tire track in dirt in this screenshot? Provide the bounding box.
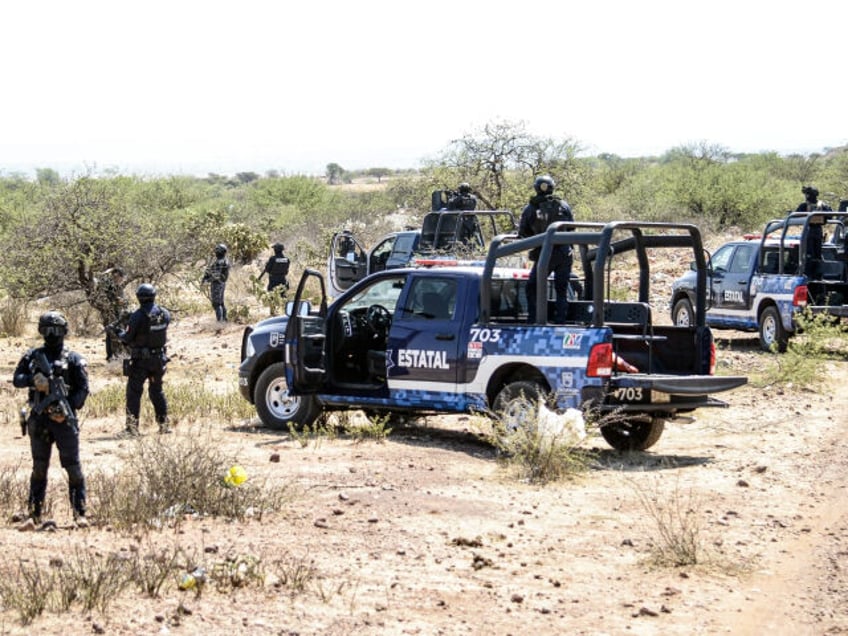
[712,373,848,635]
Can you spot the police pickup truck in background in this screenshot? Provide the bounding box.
[238,220,746,452]
[327,209,517,298]
[670,210,848,352]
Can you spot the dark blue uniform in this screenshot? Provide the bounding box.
[119,301,170,425]
[203,256,230,321]
[518,195,574,324]
[13,345,89,520]
[262,251,290,291]
[796,197,832,279]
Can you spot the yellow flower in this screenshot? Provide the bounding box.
[224,464,247,487]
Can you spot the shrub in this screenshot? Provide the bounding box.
[493,400,591,484]
[88,432,291,531]
[0,296,30,337]
[633,478,705,567]
[755,308,848,389]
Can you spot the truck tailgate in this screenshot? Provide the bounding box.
[610,374,748,395]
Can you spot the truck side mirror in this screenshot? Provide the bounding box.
[286,300,312,317]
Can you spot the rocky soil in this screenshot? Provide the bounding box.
[0,308,845,635]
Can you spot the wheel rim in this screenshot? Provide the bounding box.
[676,307,691,327]
[762,314,776,345]
[264,376,300,419]
[500,397,536,433]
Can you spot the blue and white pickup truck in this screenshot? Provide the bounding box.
[671,211,848,351]
[239,221,747,451]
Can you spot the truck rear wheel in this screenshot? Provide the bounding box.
[493,380,544,434]
[254,362,319,430]
[758,305,788,352]
[601,418,665,451]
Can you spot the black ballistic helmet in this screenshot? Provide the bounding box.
[458,183,472,195]
[802,185,819,200]
[136,283,157,303]
[215,243,228,257]
[273,242,285,253]
[533,175,556,196]
[38,311,69,339]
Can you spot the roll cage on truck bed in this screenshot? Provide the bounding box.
[245,220,746,452]
[670,209,848,352]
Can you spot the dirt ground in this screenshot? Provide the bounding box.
[0,311,846,636]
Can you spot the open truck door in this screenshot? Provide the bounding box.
[285,268,329,393]
[327,230,369,298]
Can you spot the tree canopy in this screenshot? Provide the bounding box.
[1,119,845,326]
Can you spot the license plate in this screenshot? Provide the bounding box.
[611,387,649,403]
[610,387,671,404]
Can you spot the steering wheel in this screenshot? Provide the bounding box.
[366,304,392,336]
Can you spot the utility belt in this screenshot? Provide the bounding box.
[130,347,165,359]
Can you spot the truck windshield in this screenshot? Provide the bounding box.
[344,276,406,313]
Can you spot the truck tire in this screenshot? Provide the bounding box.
[493,380,544,434]
[254,362,319,430]
[758,305,788,353]
[672,297,694,327]
[601,418,665,451]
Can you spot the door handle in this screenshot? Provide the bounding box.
[436,333,455,341]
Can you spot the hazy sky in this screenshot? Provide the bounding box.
[2,1,846,177]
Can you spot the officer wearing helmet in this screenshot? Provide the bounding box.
[113,284,171,435]
[258,242,290,292]
[202,243,230,322]
[797,186,832,279]
[446,183,477,212]
[12,311,90,526]
[444,183,480,247]
[518,175,575,323]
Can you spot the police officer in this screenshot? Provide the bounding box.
[114,284,171,435]
[797,186,832,279]
[438,183,478,248]
[96,267,129,361]
[446,183,478,212]
[518,175,574,324]
[202,243,230,322]
[12,311,90,526]
[258,242,290,292]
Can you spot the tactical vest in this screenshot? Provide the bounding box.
[132,305,169,349]
[27,347,71,405]
[268,256,290,278]
[531,196,573,235]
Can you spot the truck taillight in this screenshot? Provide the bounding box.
[793,285,808,307]
[587,343,613,377]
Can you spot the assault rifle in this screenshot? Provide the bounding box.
[30,350,78,431]
[103,309,131,336]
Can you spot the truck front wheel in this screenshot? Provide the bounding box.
[758,305,788,353]
[672,297,694,327]
[601,418,665,451]
[254,362,320,430]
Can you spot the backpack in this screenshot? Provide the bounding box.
[531,196,572,235]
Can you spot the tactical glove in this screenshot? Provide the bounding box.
[33,372,49,393]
